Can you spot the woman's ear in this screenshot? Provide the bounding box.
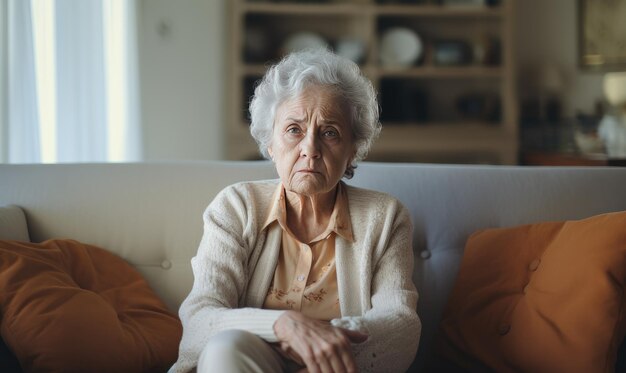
[348,149,357,166]
[268,147,274,161]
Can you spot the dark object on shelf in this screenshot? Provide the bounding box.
[434,0,500,6]
[380,80,429,123]
[545,97,562,123]
[456,93,500,122]
[520,97,541,123]
[377,0,429,3]
[437,0,493,6]
[576,113,603,129]
[472,36,501,66]
[520,96,562,124]
[520,119,577,154]
[244,27,272,63]
[270,0,330,3]
[433,40,472,66]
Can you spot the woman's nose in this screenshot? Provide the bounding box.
[300,131,321,159]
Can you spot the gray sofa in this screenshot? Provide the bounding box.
[1,161,626,371]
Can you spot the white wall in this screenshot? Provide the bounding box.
[0,0,7,163]
[515,0,604,117]
[138,0,225,161]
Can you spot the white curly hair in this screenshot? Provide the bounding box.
[249,48,381,178]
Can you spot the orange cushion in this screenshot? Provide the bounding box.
[0,239,182,372]
[435,211,626,373]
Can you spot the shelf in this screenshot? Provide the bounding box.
[230,0,518,164]
[242,2,503,18]
[378,66,502,78]
[244,64,502,78]
[371,123,516,154]
[375,4,503,17]
[242,2,364,15]
[382,121,503,128]
[380,122,512,138]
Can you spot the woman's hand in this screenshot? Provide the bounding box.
[273,311,368,373]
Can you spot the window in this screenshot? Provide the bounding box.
[3,0,140,164]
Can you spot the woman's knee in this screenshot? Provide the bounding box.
[207,330,258,348]
[198,330,282,373]
[200,330,256,360]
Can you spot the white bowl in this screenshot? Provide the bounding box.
[604,72,626,108]
[379,27,422,68]
[599,114,626,157]
[336,37,366,64]
[574,132,605,155]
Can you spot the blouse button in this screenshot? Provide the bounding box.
[297,275,305,282]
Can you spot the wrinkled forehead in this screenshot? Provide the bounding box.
[275,84,352,123]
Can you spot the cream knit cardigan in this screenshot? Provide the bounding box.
[170,180,421,373]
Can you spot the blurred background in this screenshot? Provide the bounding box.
[2,0,626,166]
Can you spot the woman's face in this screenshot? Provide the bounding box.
[268,85,356,197]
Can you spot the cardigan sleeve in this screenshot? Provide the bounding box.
[170,185,284,373]
[331,201,421,373]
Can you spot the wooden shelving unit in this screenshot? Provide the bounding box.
[228,0,518,164]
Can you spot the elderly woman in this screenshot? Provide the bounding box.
[170,49,420,373]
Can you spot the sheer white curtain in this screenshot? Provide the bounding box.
[4,0,141,164]
[7,0,41,163]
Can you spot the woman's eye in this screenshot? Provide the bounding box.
[323,129,339,138]
[286,127,301,134]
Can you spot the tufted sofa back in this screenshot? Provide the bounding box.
[2,161,626,369]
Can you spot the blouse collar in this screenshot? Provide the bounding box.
[262,181,354,243]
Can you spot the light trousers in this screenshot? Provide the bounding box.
[197,330,301,373]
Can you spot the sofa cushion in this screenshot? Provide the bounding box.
[0,205,29,242]
[0,206,29,372]
[0,239,182,373]
[435,210,626,373]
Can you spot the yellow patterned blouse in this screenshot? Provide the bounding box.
[261,182,354,321]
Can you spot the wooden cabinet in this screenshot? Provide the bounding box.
[228,0,518,164]
[521,151,626,167]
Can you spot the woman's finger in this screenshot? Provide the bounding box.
[334,331,357,373]
[328,348,350,373]
[299,345,322,373]
[317,338,346,373]
[315,352,337,373]
[279,341,305,366]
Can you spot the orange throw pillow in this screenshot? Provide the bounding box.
[0,239,182,373]
[435,211,626,373]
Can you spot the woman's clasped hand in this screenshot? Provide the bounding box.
[274,311,368,373]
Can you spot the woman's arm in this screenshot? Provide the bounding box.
[172,186,285,373]
[331,203,421,373]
